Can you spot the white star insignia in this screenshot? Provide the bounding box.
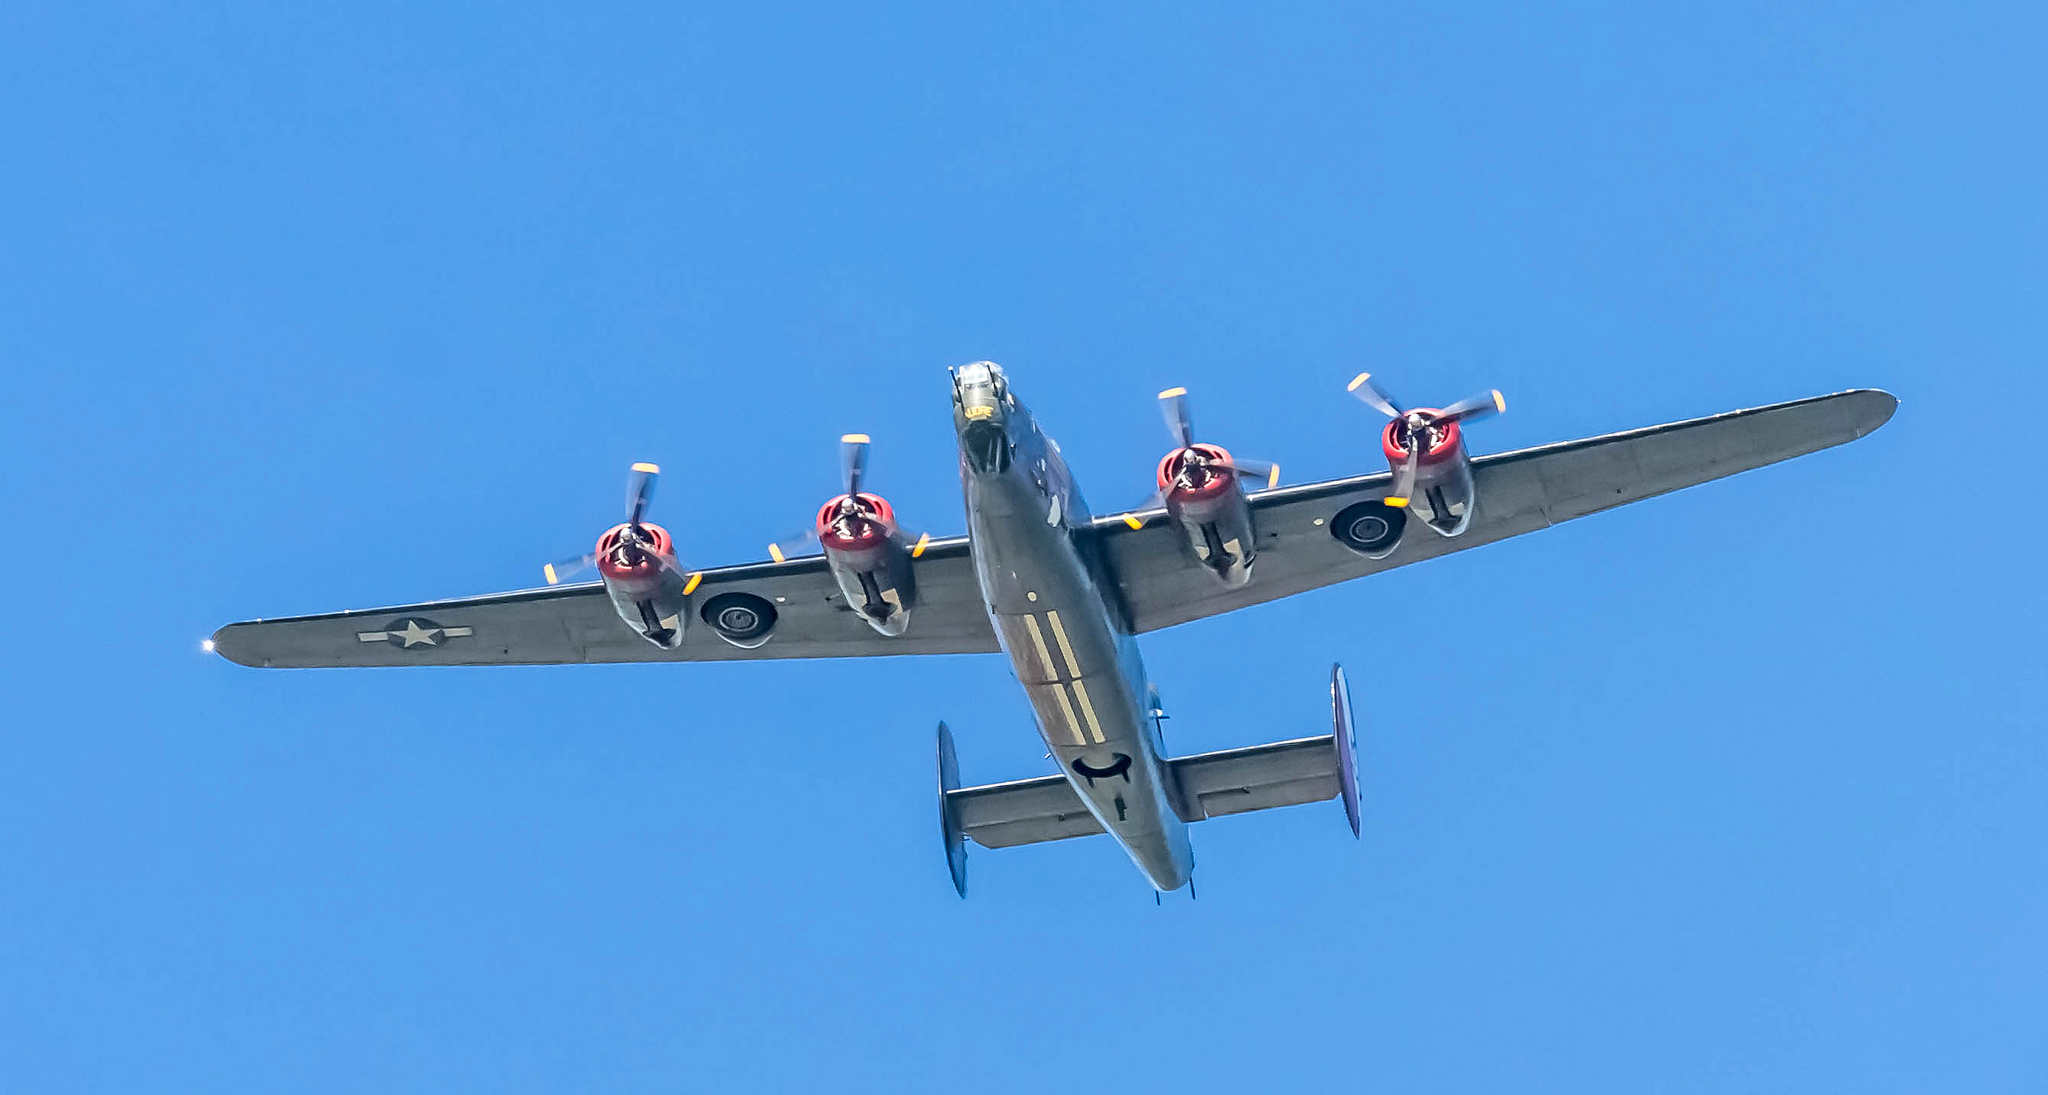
[356,619,475,648]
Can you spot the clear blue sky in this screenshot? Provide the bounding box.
[2,3,2041,1091]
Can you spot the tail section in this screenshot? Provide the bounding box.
[1332,663,1361,837]
[936,722,969,897]
[937,663,1362,870]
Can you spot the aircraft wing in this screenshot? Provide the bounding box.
[210,537,1000,668]
[1092,389,1896,633]
[949,734,1344,849]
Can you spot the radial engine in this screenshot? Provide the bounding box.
[1345,373,1505,538]
[543,462,691,647]
[1126,387,1280,588]
[771,434,925,637]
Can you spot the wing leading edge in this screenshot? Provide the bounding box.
[1095,388,1897,632]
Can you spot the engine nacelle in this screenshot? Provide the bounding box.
[594,522,689,648]
[1157,443,1256,587]
[817,493,917,636]
[1382,415,1476,537]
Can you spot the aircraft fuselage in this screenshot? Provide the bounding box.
[952,362,1194,891]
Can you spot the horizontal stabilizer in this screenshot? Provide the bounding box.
[947,734,1345,850]
[948,774,1105,849]
[1174,735,1342,821]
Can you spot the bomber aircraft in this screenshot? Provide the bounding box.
[211,364,1896,895]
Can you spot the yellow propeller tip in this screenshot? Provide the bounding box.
[911,532,932,558]
[1347,372,1372,392]
[683,572,703,596]
[1492,390,1506,413]
[1384,496,1410,508]
[1158,386,1188,400]
[841,433,871,444]
[1122,514,1146,530]
[543,564,559,585]
[1267,465,1281,489]
[631,462,660,474]
[767,544,786,564]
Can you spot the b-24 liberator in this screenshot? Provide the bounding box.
[212,364,1895,895]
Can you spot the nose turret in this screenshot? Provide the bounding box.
[952,361,1013,475]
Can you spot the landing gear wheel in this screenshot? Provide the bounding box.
[1329,500,1406,558]
[699,592,778,646]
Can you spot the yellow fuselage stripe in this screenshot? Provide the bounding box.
[1069,679,1108,744]
[1045,611,1081,677]
[1020,615,1057,681]
[1045,684,1088,745]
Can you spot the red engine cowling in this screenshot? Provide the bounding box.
[594,522,688,647]
[1157,443,1257,587]
[1381,414,1476,536]
[816,493,916,635]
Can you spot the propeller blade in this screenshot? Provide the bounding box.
[1115,490,1168,529]
[1438,389,1506,425]
[543,552,597,586]
[1158,387,1195,448]
[1385,444,1421,508]
[766,529,821,565]
[1346,372,1404,419]
[625,462,659,526]
[889,520,937,559]
[1227,457,1282,491]
[649,547,688,578]
[840,434,870,498]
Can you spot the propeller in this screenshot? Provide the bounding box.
[769,435,931,563]
[544,462,681,584]
[840,432,869,499]
[1346,373,1504,507]
[1159,386,1196,448]
[625,460,658,526]
[1160,388,1280,488]
[1122,387,1281,527]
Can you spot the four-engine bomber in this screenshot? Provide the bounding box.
[208,362,1898,895]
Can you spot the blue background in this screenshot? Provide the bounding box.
[2,3,2041,1091]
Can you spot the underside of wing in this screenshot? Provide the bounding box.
[1095,388,1896,633]
[211,538,999,668]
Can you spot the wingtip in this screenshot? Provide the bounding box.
[1862,387,1899,425]
[1837,388,1899,437]
[206,624,262,667]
